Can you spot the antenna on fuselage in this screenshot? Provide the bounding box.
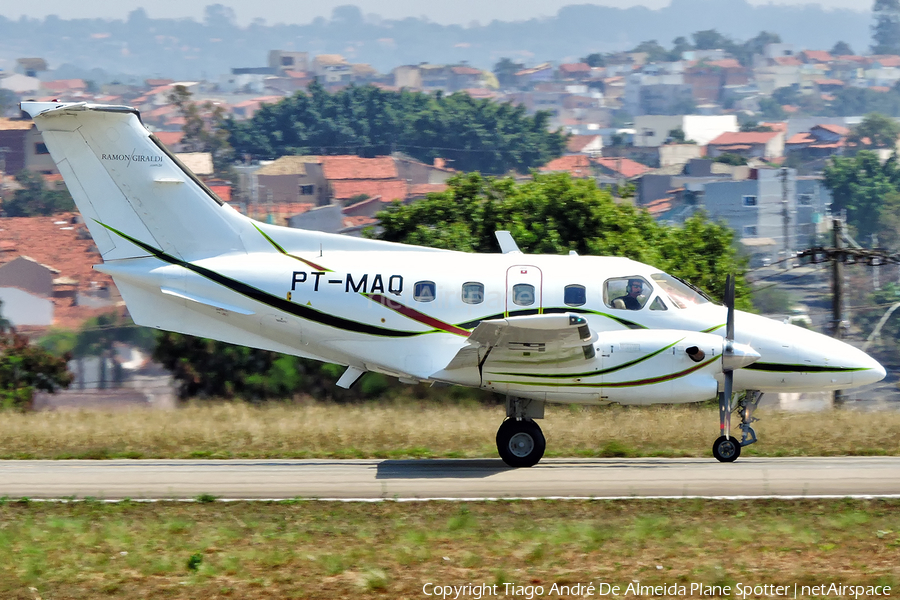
[495,231,521,254]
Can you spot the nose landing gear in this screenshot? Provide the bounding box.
[713,390,763,463]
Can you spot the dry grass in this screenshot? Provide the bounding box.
[0,499,897,599]
[0,401,899,459]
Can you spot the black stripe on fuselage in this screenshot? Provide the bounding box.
[99,222,429,338]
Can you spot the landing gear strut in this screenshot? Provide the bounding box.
[497,397,546,468]
[712,390,762,463]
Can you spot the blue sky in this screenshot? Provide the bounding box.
[1,0,869,26]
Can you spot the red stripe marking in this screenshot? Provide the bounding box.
[366,294,471,337]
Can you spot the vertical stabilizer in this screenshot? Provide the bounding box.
[20,102,246,261]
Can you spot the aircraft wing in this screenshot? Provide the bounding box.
[439,313,598,378]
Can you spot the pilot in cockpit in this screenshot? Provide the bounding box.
[613,278,644,310]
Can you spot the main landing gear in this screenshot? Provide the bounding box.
[713,390,763,463]
[497,397,546,468]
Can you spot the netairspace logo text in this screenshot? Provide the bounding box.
[421,581,891,599]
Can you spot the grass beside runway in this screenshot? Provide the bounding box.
[0,498,897,599]
[0,402,899,460]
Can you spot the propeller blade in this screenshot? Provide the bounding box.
[719,274,736,440]
[725,274,735,341]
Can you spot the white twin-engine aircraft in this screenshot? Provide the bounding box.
[22,101,886,467]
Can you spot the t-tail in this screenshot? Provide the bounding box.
[20,102,249,262]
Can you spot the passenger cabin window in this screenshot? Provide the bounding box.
[414,281,436,302]
[604,277,652,311]
[461,282,484,304]
[512,283,535,306]
[564,284,586,306]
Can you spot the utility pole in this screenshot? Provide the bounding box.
[832,218,843,406]
[781,167,790,270]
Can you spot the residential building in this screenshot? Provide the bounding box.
[312,54,352,84]
[0,119,58,176]
[707,130,785,161]
[633,115,738,147]
[785,124,849,160]
[566,134,603,157]
[255,156,329,206]
[268,51,309,74]
[701,168,828,262]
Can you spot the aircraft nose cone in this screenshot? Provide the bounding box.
[854,355,887,386]
[723,342,761,371]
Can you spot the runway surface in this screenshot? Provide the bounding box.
[2,457,899,500]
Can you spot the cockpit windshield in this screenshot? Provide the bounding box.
[650,273,713,309]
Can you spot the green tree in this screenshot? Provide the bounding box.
[830,41,854,56]
[168,85,236,180]
[0,89,16,116]
[493,57,524,88]
[848,112,900,149]
[0,303,72,411]
[772,85,801,107]
[373,172,750,308]
[739,121,774,133]
[228,83,567,175]
[580,53,605,68]
[713,153,748,166]
[733,31,781,66]
[669,36,693,61]
[823,150,900,241]
[3,170,75,217]
[692,29,731,51]
[667,128,687,143]
[758,96,787,121]
[872,0,900,55]
[630,40,669,63]
[152,332,394,401]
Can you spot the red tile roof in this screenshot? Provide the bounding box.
[870,55,900,67]
[786,133,815,145]
[209,185,231,203]
[539,155,593,177]
[708,131,780,145]
[644,197,672,217]
[814,123,850,136]
[331,180,408,202]
[566,134,601,153]
[870,86,891,93]
[760,121,787,133]
[343,216,378,229]
[559,63,591,73]
[773,56,803,67]
[322,156,398,180]
[0,214,116,329]
[707,59,743,69]
[451,66,482,75]
[594,157,650,178]
[813,78,844,86]
[801,50,832,63]
[154,131,184,148]
[41,79,87,93]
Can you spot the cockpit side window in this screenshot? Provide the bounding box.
[603,276,652,311]
[650,273,712,309]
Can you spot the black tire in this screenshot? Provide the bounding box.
[496,418,546,468]
[712,435,742,463]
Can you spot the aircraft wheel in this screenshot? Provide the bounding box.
[712,435,741,463]
[496,418,546,468]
